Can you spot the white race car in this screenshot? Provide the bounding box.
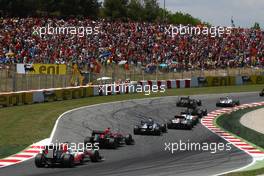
[216,97,240,107]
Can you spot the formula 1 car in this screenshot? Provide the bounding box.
[216,97,240,107]
[133,118,167,135]
[180,112,199,126]
[35,143,102,168]
[176,96,202,108]
[181,107,207,118]
[167,115,193,130]
[260,89,264,96]
[84,128,134,149]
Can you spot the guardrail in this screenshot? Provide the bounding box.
[0,79,191,108]
[1,75,264,108]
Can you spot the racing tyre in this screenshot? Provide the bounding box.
[187,125,192,130]
[90,150,100,162]
[109,138,118,149]
[167,123,172,129]
[197,100,202,106]
[133,126,140,135]
[35,153,45,168]
[84,137,93,145]
[202,109,207,116]
[161,124,167,133]
[155,129,161,136]
[63,154,74,168]
[125,134,134,145]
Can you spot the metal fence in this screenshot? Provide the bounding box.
[0,65,263,93]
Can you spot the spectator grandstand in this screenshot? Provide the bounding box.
[0,17,263,74]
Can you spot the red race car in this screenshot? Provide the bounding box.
[84,128,135,149]
[35,143,102,168]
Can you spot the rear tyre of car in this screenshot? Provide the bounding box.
[167,123,172,129]
[125,134,134,145]
[108,138,118,149]
[133,126,140,135]
[35,153,45,168]
[155,129,161,136]
[90,150,100,162]
[161,124,167,133]
[62,154,74,168]
[187,125,192,130]
[202,109,207,116]
[84,136,93,146]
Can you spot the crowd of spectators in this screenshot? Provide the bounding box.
[0,17,263,73]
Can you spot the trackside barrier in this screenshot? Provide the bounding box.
[191,75,264,87]
[1,75,263,108]
[139,79,191,89]
[1,79,188,108]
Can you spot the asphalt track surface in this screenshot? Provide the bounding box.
[0,92,262,176]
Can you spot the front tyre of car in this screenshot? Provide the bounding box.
[35,153,45,168]
[62,154,74,168]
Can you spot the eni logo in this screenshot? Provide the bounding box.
[32,64,66,75]
[39,65,60,74]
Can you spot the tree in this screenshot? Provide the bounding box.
[127,0,143,21]
[143,0,159,22]
[167,12,201,25]
[252,22,261,30]
[103,0,128,19]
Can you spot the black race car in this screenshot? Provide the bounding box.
[260,89,264,96]
[176,96,202,108]
[216,97,240,107]
[181,107,207,119]
[84,129,134,149]
[35,144,101,168]
[134,118,167,135]
[167,115,193,130]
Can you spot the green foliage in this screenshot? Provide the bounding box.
[0,0,205,25]
[0,0,101,17]
[103,0,129,19]
[252,22,261,30]
[167,11,202,25]
[216,107,264,176]
[127,0,144,21]
[216,107,264,149]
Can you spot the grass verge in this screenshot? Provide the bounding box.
[215,107,264,176]
[0,84,263,159]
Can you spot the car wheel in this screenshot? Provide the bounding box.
[35,153,45,168]
[90,150,100,162]
[84,136,93,145]
[125,134,134,145]
[161,124,167,133]
[63,154,74,168]
[133,126,139,135]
